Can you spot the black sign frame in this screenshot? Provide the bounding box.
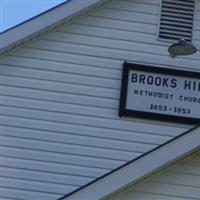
[119,62,200,124]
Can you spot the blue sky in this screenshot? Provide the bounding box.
[0,0,67,33]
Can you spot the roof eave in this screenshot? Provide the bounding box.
[0,0,105,54]
[60,125,200,200]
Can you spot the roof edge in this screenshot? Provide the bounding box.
[0,0,105,54]
[60,125,200,200]
[0,0,71,35]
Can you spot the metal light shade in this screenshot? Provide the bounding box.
[168,39,197,57]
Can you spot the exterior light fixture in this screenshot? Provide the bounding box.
[168,39,197,57]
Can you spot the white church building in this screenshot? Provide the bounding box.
[1,0,200,199]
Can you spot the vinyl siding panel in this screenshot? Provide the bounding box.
[107,150,200,200]
[1,0,199,199]
[194,0,200,45]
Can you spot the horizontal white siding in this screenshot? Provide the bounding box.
[1,0,199,199]
[107,150,200,200]
[194,0,200,46]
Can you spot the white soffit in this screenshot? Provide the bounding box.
[0,0,106,53]
[60,125,200,200]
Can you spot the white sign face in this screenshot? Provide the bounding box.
[119,63,200,124]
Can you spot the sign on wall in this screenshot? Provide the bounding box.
[119,62,200,124]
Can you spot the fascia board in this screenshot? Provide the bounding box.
[62,126,200,200]
[0,0,104,53]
